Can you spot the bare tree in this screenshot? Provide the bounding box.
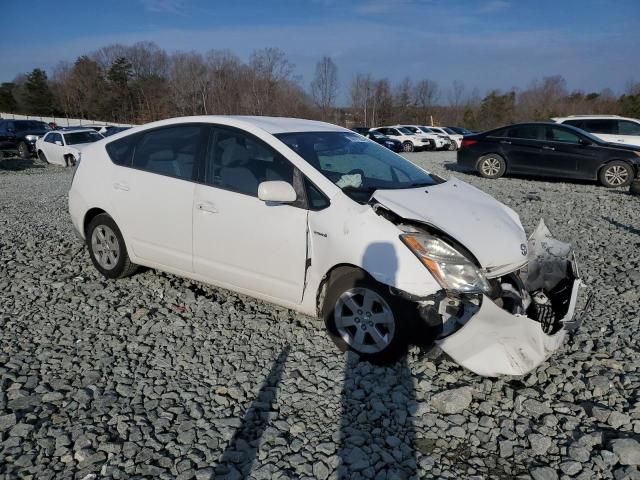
[413,79,439,123]
[310,56,338,121]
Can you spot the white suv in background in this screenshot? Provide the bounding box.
[425,126,463,150]
[552,115,640,147]
[371,126,432,152]
[393,125,447,150]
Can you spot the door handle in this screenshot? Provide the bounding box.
[499,140,511,144]
[196,201,218,214]
[113,182,130,191]
[542,146,555,151]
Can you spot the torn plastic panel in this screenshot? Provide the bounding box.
[430,219,582,376]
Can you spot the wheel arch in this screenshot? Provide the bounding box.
[83,207,108,237]
[315,263,372,317]
[598,158,636,178]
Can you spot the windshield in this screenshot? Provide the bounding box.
[419,127,433,133]
[14,121,50,132]
[369,132,386,140]
[64,131,103,145]
[443,127,457,134]
[275,131,442,203]
[397,127,414,135]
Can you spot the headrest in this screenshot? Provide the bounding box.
[221,143,249,167]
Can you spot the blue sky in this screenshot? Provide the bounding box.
[1,0,638,102]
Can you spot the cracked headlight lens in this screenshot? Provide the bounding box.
[401,233,491,294]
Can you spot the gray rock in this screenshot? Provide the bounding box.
[530,466,559,480]
[560,461,582,475]
[529,434,552,455]
[430,387,473,414]
[611,439,640,465]
[0,413,17,431]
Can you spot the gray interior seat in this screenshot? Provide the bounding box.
[219,143,258,195]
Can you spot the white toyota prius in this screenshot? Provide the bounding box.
[68,116,582,377]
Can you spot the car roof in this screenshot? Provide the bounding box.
[552,115,639,122]
[134,115,349,134]
[58,128,99,134]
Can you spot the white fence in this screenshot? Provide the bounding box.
[0,112,133,128]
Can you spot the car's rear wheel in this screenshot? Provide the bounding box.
[477,154,506,179]
[323,268,409,365]
[17,142,29,159]
[402,142,414,153]
[38,150,49,164]
[599,161,633,188]
[87,213,138,279]
[447,141,457,151]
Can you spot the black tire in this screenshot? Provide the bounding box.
[402,142,414,153]
[447,141,457,151]
[64,154,76,167]
[17,141,29,159]
[86,213,138,279]
[477,154,506,179]
[599,161,633,188]
[322,268,410,365]
[38,150,49,164]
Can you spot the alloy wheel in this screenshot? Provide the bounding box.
[334,287,395,354]
[604,165,629,186]
[91,225,120,270]
[481,157,501,176]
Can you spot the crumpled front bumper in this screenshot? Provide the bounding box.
[436,277,581,377]
[436,220,584,377]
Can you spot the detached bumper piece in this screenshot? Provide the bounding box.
[437,220,583,377]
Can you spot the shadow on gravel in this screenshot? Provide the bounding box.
[443,162,470,174]
[338,352,416,479]
[217,346,290,476]
[603,217,640,236]
[0,156,45,171]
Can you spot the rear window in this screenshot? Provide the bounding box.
[507,125,545,140]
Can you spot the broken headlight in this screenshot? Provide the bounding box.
[401,233,491,295]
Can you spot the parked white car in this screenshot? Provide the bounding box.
[68,116,582,376]
[36,129,104,166]
[552,115,640,147]
[425,126,463,150]
[393,125,447,150]
[370,126,432,152]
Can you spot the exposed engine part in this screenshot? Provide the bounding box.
[527,290,556,334]
[416,293,481,339]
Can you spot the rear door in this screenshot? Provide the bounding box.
[192,125,308,304]
[543,126,598,178]
[108,124,207,272]
[501,125,547,173]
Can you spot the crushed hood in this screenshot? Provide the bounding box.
[372,178,528,276]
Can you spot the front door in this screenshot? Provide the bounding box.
[542,126,595,178]
[108,124,206,272]
[192,126,308,304]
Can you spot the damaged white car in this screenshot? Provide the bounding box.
[68,116,582,377]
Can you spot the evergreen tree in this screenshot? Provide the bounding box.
[24,68,54,115]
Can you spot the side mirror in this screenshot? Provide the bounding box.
[55,141,62,146]
[258,181,297,203]
[579,138,591,146]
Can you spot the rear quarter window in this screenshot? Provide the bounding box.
[106,134,137,167]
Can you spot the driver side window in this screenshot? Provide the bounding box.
[206,127,294,197]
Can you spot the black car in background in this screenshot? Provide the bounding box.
[457,122,640,188]
[102,126,131,137]
[447,126,476,135]
[0,120,51,158]
[351,128,403,152]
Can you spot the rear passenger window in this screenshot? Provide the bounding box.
[582,120,616,134]
[507,125,545,140]
[618,121,640,136]
[132,125,204,180]
[206,127,294,197]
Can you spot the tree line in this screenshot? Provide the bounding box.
[0,41,638,130]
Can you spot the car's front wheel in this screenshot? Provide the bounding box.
[477,154,506,179]
[402,142,414,153]
[599,161,633,188]
[86,213,138,279]
[447,141,458,151]
[323,268,408,365]
[17,142,29,159]
[38,150,49,164]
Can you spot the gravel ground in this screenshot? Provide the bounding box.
[1,151,639,480]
